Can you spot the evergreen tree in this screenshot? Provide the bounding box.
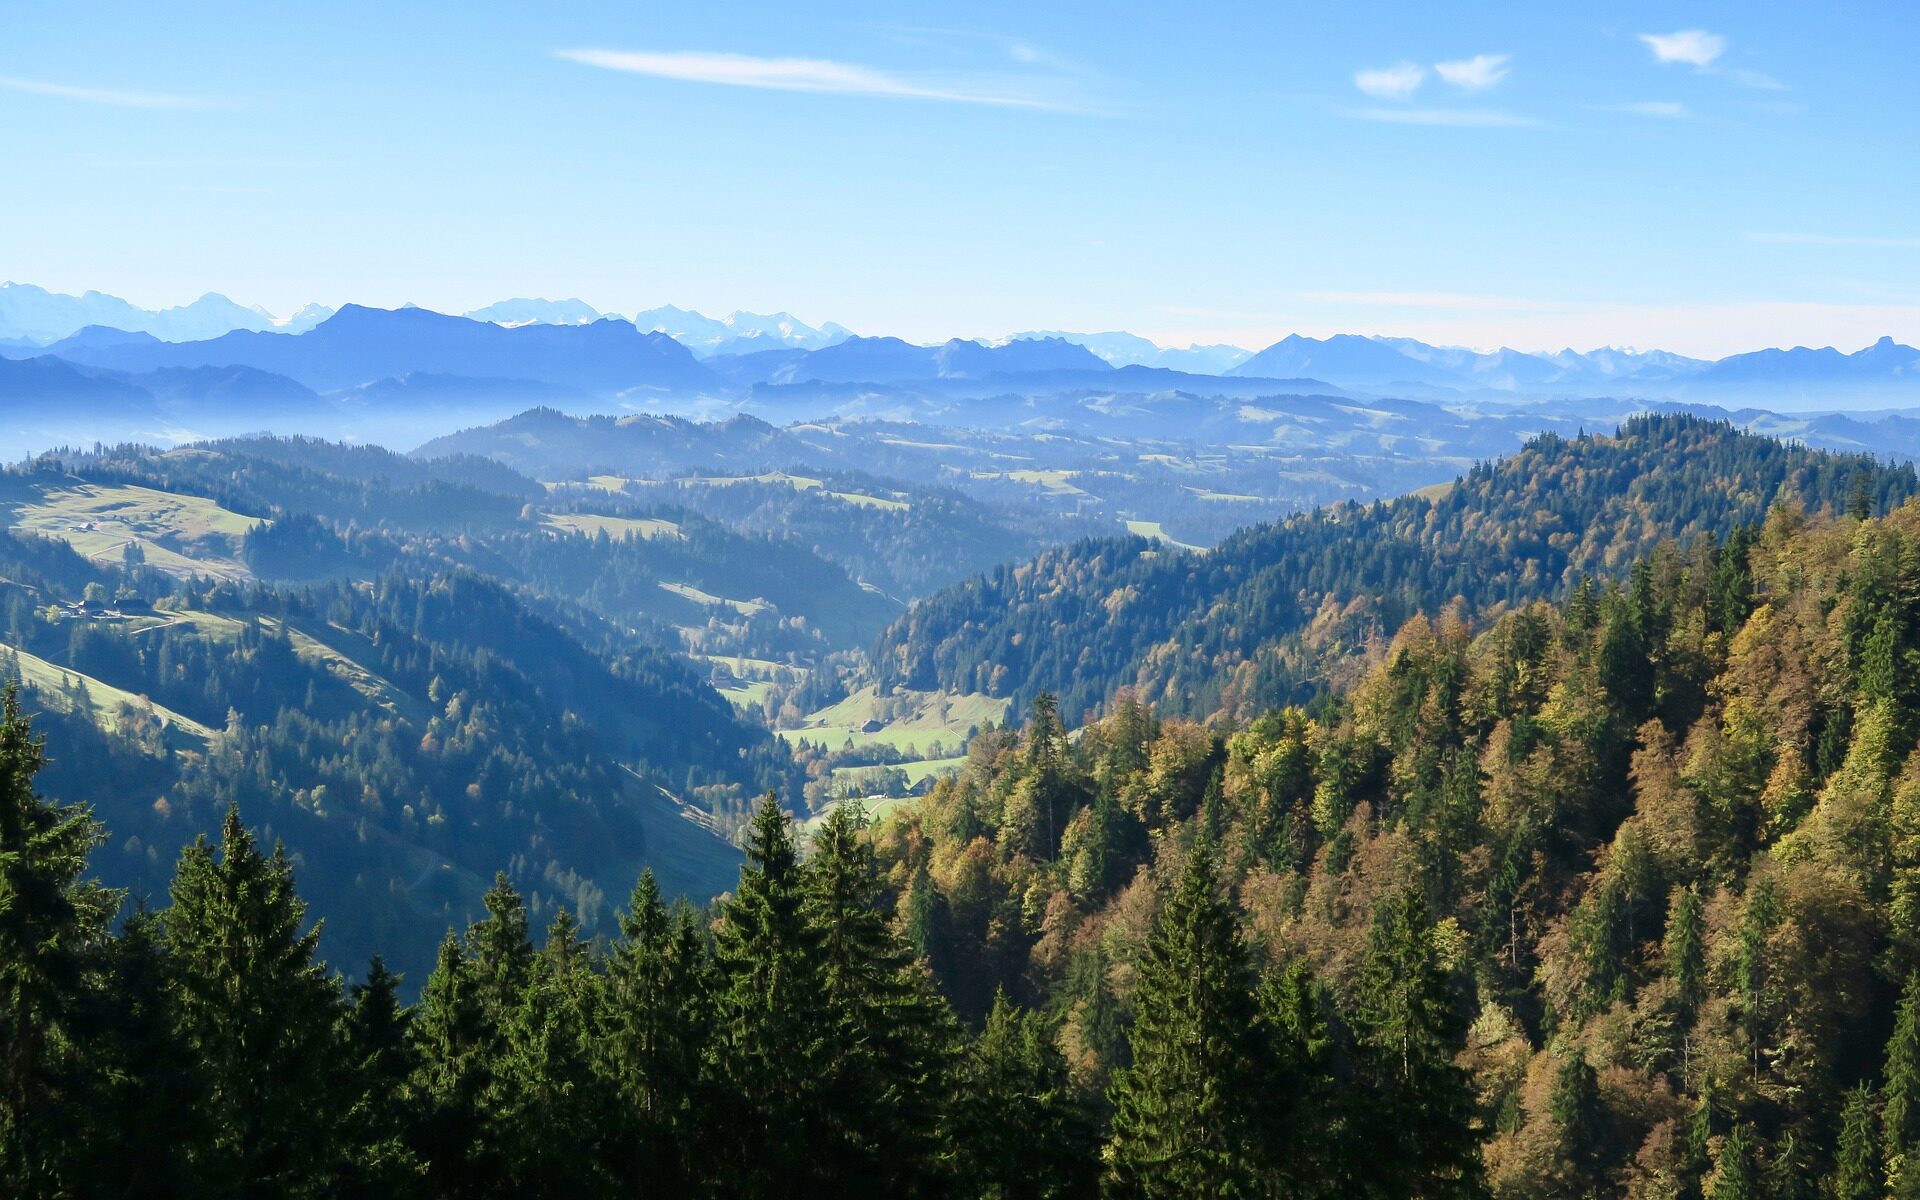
[489,909,612,1197]
[602,870,710,1193]
[1889,974,1920,1188]
[1666,883,1707,1019]
[161,805,347,1196]
[708,793,831,1193]
[1351,887,1486,1200]
[1764,1128,1816,1200]
[1710,1122,1759,1200]
[410,934,491,1197]
[806,801,959,1195]
[962,990,1099,1200]
[1103,840,1277,1198]
[0,687,110,1195]
[1830,1085,1880,1200]
[339,956,423,1198]
[1549,1045,1605,1195]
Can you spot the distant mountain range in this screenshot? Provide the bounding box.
[2,284,1919,434]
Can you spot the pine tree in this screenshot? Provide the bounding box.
[602,870,710,1193]
[1710,1122,1759,1200]
[806,801,959,1195]
[490,908,612,1197]
[1103,839,1276,1198]
[0,686,111,1195]
[1765,1128,1816,1200]
[1666,883,1707,1018]
[162,805,348,1196]
[708,792,831,1193]
[1889,974,1920,1188]
[339,956,423,1198]
[1549,1045,1605,1194]
[73,908,199,1199]
[1351,887,1486,1200]
[410,933,492,1197]
[1830,1085,1880,1200]
[963,991,1099,1200]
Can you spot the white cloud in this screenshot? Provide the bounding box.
[1605,101,1693,119]
[556,48,1068,110]
[1354,62,1425,100]
[1345,106,1537,128]
[0,76,206,109]
[1640,30,1725,67]
[1434,53,1510,90]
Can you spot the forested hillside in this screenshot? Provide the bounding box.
[18,456,1920,1196]
[876,415,1920,721]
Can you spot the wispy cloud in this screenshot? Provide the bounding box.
[1747,232,1920,249]
[1354,62,1425,100]
[556,47,1073,110]
[1345,106,1538,128]
[1639,30,1782,89]
[1640,30,1725,67]
[0,76,206,109]
[1434,54,1510,91]
[1601,100,1695,119]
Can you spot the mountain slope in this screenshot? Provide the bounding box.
[49,304,719,394]
[874,414,1920,720]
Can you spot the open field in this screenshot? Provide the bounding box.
[1124,520,1204,552]
[5,640,214,748]
[777,686,1006,755]
[658,581,771,616]
[3,482,264,581]
[541,511,682,540]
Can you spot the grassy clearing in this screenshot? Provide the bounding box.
[6,642,214,748]
[541,511,682,540]
[1124,520,1204,552]
[5,482,264,581]
[829,756,967,788]
[971,468,1085,496]
[776,686,1006,755]
[658,581,770,616]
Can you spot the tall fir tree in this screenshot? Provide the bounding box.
[806,801,960,1196]
[0,687,111,1196]
[1829,1084,1881,1200]
[962,990,1099,1200]
[708,792,832,1193]
[162,805,348,1197]
[1103,839,1279,1199]
[339,956,423,1198]
[1351,887,1486,1200]
[601,870,711,1193]
[1888,973,1920,1188]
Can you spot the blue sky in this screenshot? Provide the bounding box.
[4,1,1915,356]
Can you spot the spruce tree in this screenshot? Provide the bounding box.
[708,792,830,1193]
[963,990,1099,1200]
[162,805,348,1196]
[1764,1128,1816,1200]
[0,687,110,1195]
[602,870,710,1193]
[410,933,491,1197]
[1710,1122,1759,1200]
[806,801,959,1196]
[1351,886,1486,1200]
[1830,1084,1880,1200]
[339,956,423,1198]
[1666,883,1707,1019]
[1103,839,1275,1198]
[1890,974,1920,1190]
[490,909,611,1197]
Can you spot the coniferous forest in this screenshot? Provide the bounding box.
[15,459,1920,1197]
